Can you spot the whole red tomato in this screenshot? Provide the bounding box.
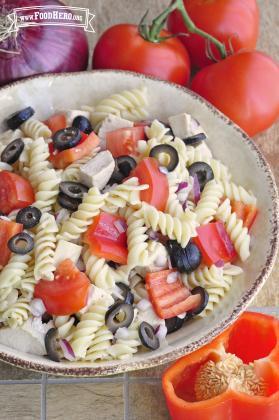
[168,0,259,69]
[191,51,279,136]
[92,24,191,86]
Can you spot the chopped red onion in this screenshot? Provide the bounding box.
[137,299,152,312]
[215,260,225,268]
[76,257,86,272]
[167,271,178,284]
[155,324,168,341]
[177,312,186,319]
[55,208,70,224]
[114,219,127,233]
[0,215,10,222]
[115,327,129,340]
[30,299,46,317]
[193,174,201,204]
[147,229,160,241]
[176,182,188,193]
[159,166,169,175]
[59,339,76,361]
[154,254,168,268]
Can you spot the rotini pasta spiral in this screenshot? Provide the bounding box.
[21,119,52,139]
[20,257,36,299]
[215,199,251,261]
[34,213,58,281]
[58,187,106,243]
[0,297,30,328]
[61,147,100,182]
[126,210,150,267]
[84,326,113,362]
[137,202,197,248]
[91,87,149,129]
[0,254,32,289]
[70,299,110,359]
[194,180,223,224]
[221,180,257,205]
[102,177,149,214]
[28,137,60,213]
[108,319,141,360]
[0,288,17,312]
[54,315,76,340]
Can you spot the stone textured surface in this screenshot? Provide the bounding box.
[0,384,41,419]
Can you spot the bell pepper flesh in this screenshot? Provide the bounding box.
[162,311,279,420]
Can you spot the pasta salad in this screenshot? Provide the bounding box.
[0,86,258,362]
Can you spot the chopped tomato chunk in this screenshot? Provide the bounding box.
[84,212,128,264]
[49,131,100,169]
[145,269,197,319]
[106,126,145,157]
[34,259,90,315]
[0,171,34,214]
[0,219,23,267]
[131,157,169,211]
[193,221,237,266]
[44,113,67,134]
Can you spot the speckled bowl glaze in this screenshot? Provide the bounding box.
[0,70,278,377]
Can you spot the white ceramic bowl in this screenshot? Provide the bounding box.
[0,70,278,376]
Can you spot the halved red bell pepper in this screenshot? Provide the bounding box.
[163,311,279,420]
[0,219,23,267]
[84,212,128,264]
[145,269,200,319]
[231,200,258,231]
[130,157,169,211]
[193,221,237,266]
[49,131,100,169]
[106,126,146,157]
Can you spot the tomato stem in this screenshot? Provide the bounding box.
[139,0,227,59]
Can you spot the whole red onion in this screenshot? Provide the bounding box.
[0,0,89,85]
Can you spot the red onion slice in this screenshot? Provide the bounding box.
[114,219,127,233]
[59,339,76,361]
[215,260,225,268]
[147,229,160,241]
[136,299,152,312]
[176,182,188,193]
[193,174,201,204]
[155,324,168,341]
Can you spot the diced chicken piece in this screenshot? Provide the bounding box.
[79,150,115,189]
[168,113,207,139]
[54,240,82,267]
[65,110,91,126]
[0,324,46,356]
[98,114,133,150]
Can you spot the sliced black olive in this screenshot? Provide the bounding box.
[45,328,60,362]
[166,240,201,274]
[53,127,81,151]
[149,144,179,172]
[105,302,134,334]
[72,115,93,134]
[6,106,35,130]
[59,181,88,200]
[139,321,160,350]
[165,316,185,334]
[116,282,134,305]
[182,133,206,147]
[187,287,209,317]
[116,155,137,177]
[188,162,214,191]
[58,192,81,211]
[42,312,53,324]
[8,232,34,255]
[16,206,42,229]
[107,261,118,269]
[107,169,125,186]
[1,138,24,164]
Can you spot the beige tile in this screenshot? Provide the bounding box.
[0,360,41,380]
[0,384,41,419]
[129,363,170,379]
[128,383,170,420]
[47,383,124,420]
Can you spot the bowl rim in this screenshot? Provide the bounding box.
[0,69,278,377]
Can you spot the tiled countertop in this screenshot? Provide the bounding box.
[0,1,278,419]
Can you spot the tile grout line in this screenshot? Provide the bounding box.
[0,379,43,385]
[47,376,125,384]
[124,373,129,420]
[40,374,47,420]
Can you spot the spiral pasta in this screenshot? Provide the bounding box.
[108,319,141,360]
[221,180,257,205]
[70,299,110,359]
[102,177,149,214]
[0,254,32,289]
[84,326,113,362]
[194,180,224,224]
[0,297,30,328]
[34,213,58,281]
[58,187,106,243]
[91,87,149,129]
[137,202,197,248]
[61,147,100,182]
[20,257,36,299]
[215,199,251,261]
[54,316,76,340]
[21,119,52,140]
[28,137,60,213]
[126,209,150,267]
[0,288,17,312]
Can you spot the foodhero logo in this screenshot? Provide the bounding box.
[4,5,95,34]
